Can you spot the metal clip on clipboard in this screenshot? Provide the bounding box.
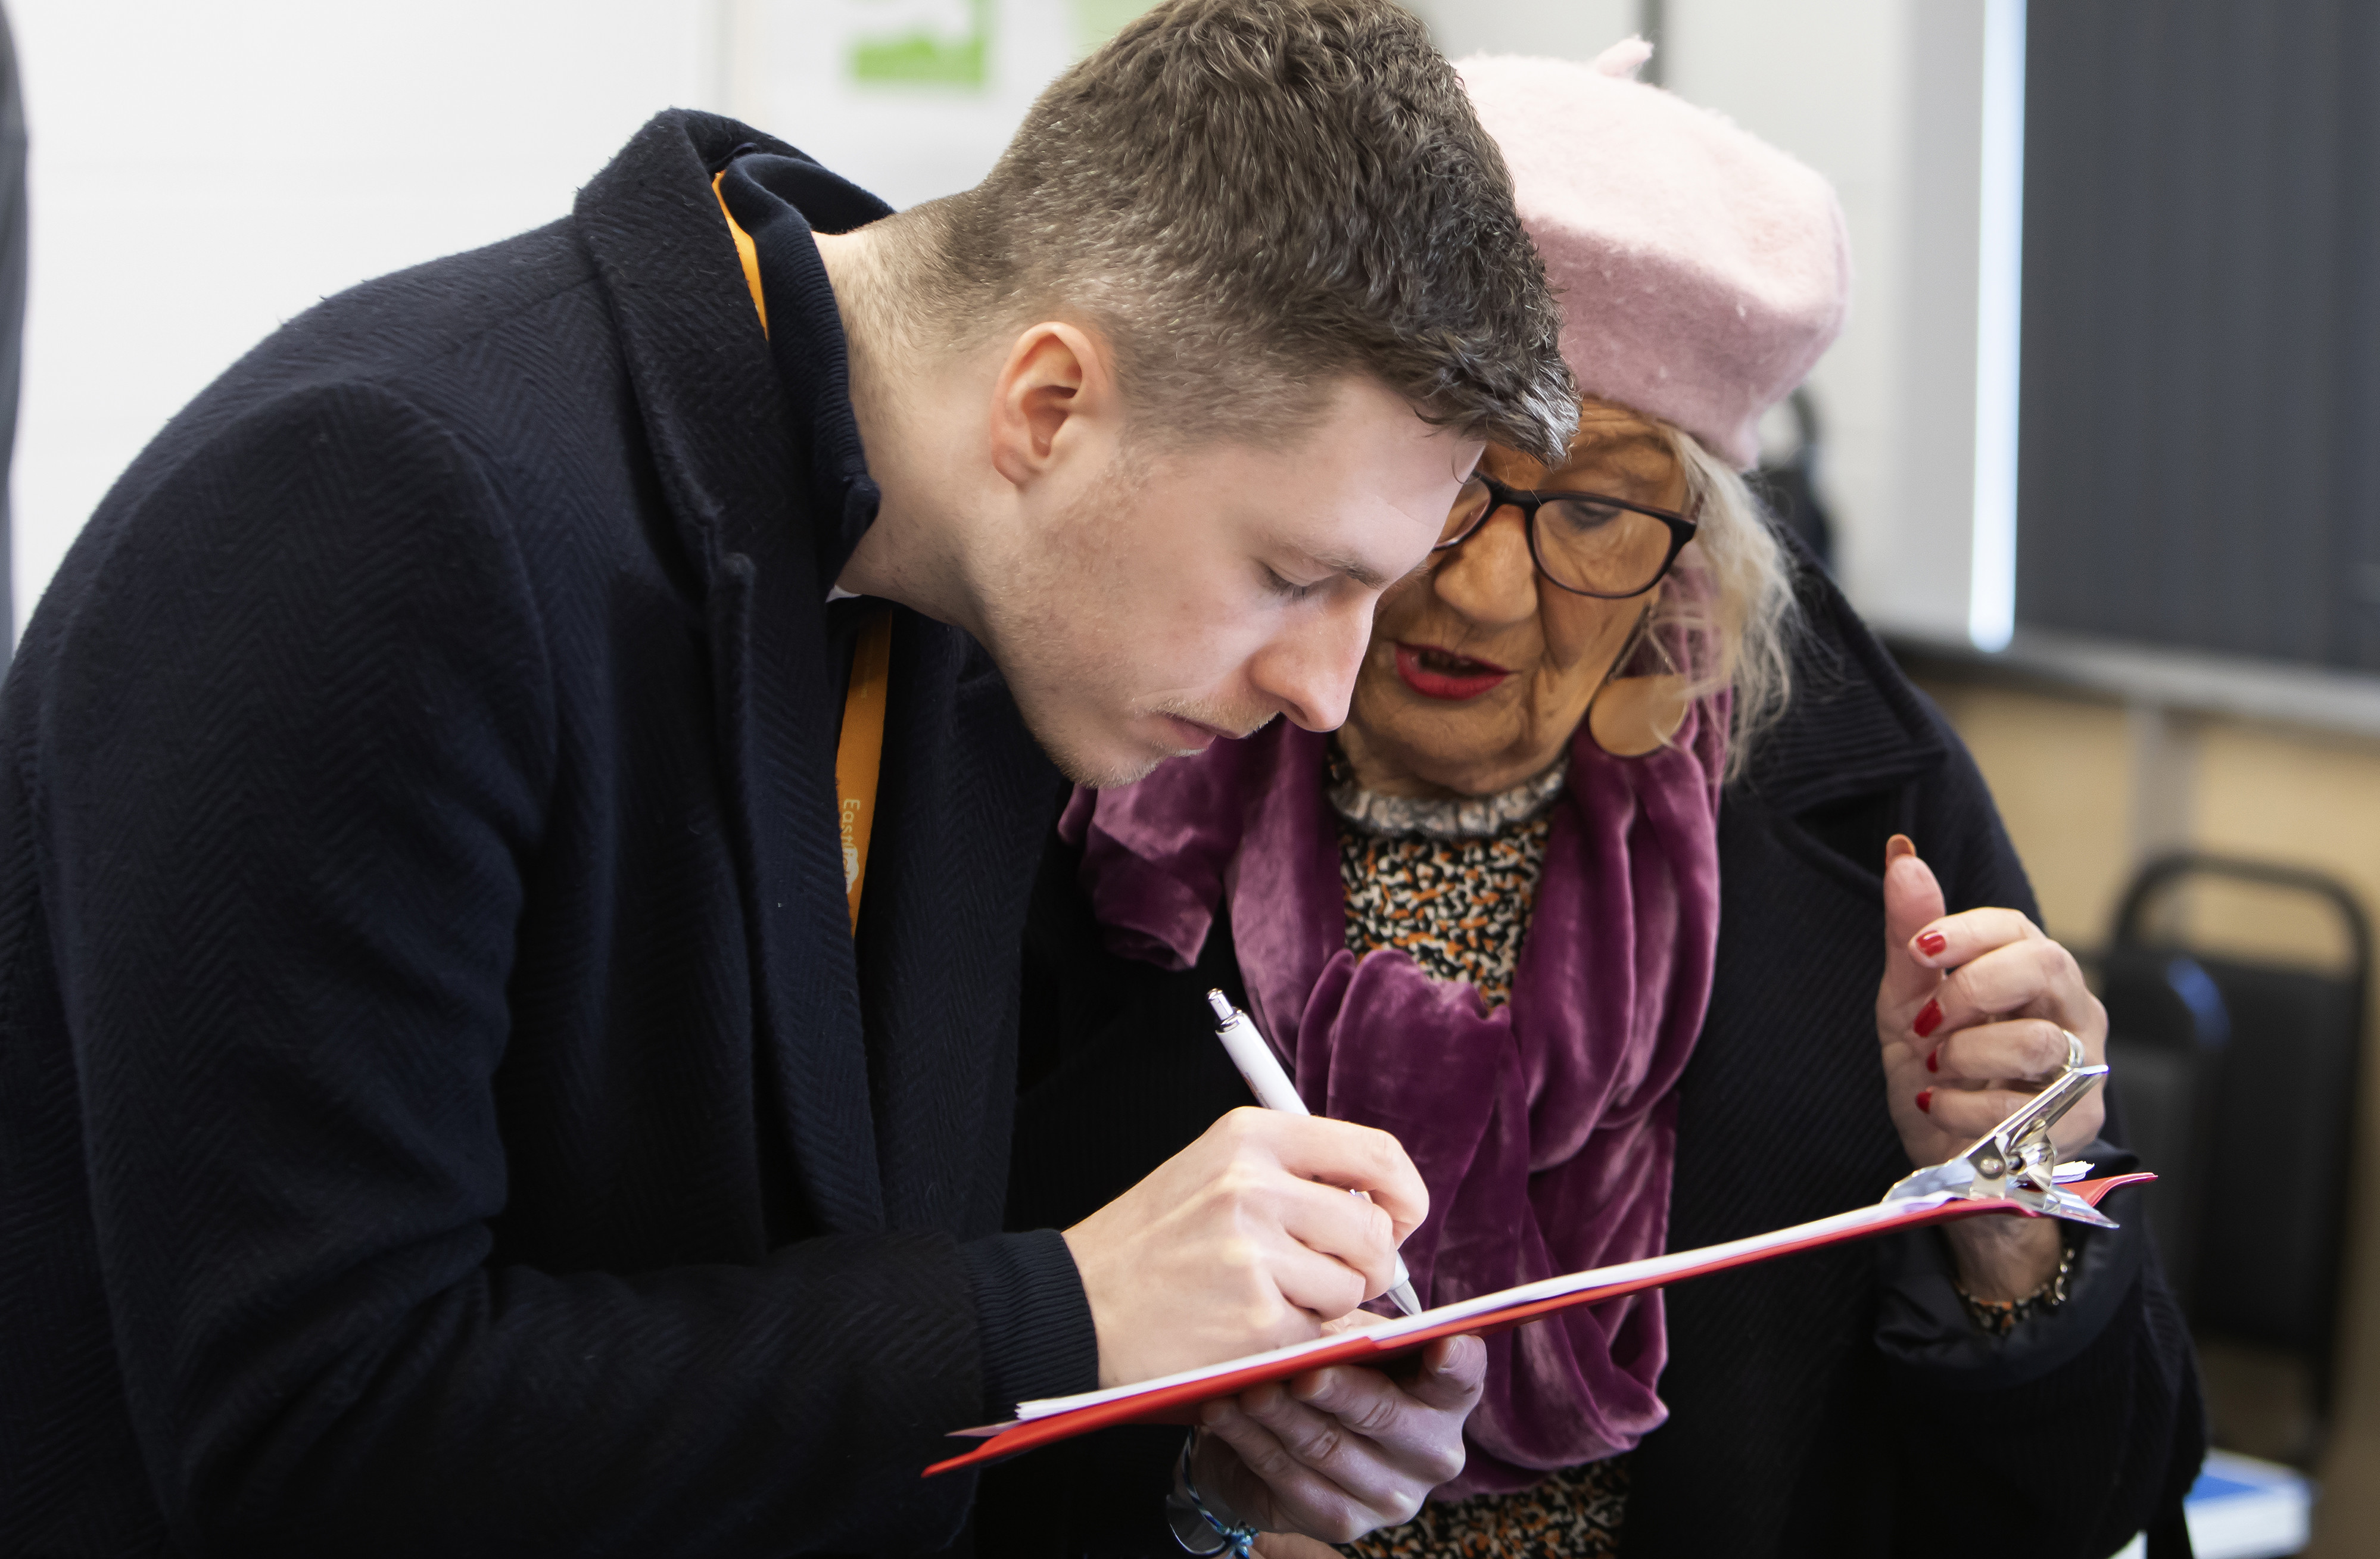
[1882,1038,2119,1229]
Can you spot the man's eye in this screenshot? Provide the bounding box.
[1265,567,1323,601]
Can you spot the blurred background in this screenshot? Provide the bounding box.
[8,2,2376,1554]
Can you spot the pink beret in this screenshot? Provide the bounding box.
[1459,42,1853,469]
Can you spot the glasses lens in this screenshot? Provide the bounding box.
[1532,498,1675,596]
[1440,479,1494,548]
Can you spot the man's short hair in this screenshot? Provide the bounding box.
[906,0,1577,464]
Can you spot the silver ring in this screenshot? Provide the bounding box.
[2061,1027,2086,1072]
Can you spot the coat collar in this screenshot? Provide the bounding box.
[571,111,800,591]
[1735,534,1949,817]
[716,151,890,590]
[572,111,896,1236]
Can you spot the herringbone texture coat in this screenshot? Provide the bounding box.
[0,113,1089,1557]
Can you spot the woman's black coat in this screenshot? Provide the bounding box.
[992,554,2206,1559]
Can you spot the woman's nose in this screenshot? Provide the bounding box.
[1432,506,1539,628]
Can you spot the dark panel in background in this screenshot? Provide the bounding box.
[2017,0,2380,669]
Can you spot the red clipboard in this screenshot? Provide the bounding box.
[926,1173,2151,1477]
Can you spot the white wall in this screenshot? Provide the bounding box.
[1401,0,1637,64]
[1662,0,1920,625]
[9,0,1131,636]
[1665,1,2014,644]
[10,1,720,635]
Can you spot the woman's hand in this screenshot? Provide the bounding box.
[1192,1334,1483,1546]
[1877,835,2107,1300]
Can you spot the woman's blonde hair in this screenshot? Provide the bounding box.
[1641,420,1799,778]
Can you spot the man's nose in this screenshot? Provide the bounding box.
[1251,593,1376,732]
[1432,507,1538,628]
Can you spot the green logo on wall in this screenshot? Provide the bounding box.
[850,0,990,88]
[848,0,1153,90]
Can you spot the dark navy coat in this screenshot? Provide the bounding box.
[0,112,1092,1557]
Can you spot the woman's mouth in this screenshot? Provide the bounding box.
[1393,643,1513,700]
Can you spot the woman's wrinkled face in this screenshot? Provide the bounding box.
[1339,401,1689,799]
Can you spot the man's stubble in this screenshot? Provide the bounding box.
[979,457,1276,789]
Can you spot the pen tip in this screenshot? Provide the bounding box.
[1206,989,1235,1024]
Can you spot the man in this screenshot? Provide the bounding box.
[0,1,1575,1554]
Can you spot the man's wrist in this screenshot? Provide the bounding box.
[959,1230,1101,1416]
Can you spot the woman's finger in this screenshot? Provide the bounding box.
[1197,1348,1477,1545]
[1288,1344,1478,1477]
[1388,1334,1487,1415]
[1905,906,2046,968]
[1925,1018,2082,1084]
[1911,940,2101,1043]
[1200,1402,1375,1543]
[1920,1080,2105,1150]
[1232,1387,1412,1513]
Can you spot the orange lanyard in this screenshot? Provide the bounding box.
[715,172,890,932]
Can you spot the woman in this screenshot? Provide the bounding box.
[987,43,2203,1559]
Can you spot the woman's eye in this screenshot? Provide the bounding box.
[1543,498,1625,536]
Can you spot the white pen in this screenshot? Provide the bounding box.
[1206,988,1424,1318]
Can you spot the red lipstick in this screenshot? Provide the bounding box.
[1394,643,1513,700]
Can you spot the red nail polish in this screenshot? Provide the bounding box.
[1916,1088,1933,1114]
[1914,999,1943,1038]
[1917,931,1948,957]
[1926,1046,1939,1073]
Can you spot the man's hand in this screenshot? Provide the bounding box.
[1063,1107,1426,1387]
[1200,1336,1484,1546]
[1878,835,2108,1300]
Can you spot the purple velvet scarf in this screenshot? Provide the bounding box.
[1058,699,1726,1496]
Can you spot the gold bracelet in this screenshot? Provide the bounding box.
[1954,1236,2076,1338]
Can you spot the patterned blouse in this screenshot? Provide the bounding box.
[1329,749,1627,1559]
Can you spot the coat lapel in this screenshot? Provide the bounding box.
[573,110,885,1234]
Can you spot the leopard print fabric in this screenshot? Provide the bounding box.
[1341,1455,1629,1559]
[1338,816,1552,1009]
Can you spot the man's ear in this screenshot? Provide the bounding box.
[987,322,1116,489]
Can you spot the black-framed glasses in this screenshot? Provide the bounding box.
[1436,473,1698,600]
